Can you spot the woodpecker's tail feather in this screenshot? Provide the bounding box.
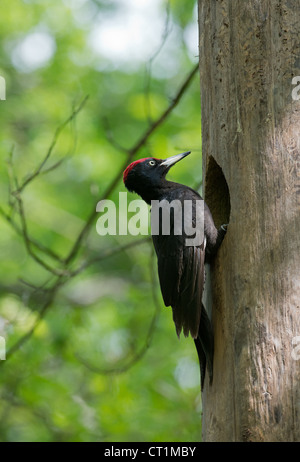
[193,305,214,391]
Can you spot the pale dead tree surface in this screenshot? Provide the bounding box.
[198,0,300,442]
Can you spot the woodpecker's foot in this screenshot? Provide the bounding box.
[214,223,228,252]
[221,223,228,232]
[205,224,228,263]
[218,223,228,241]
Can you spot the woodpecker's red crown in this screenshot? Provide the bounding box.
[123,152,191,203]
[123,158,160,183]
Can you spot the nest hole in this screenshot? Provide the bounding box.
[205,156,231,228]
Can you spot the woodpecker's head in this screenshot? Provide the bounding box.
[123,151,191,202]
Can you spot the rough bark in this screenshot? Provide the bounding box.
[198,0,300,442]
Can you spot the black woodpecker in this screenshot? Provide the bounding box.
[123,151,227,389]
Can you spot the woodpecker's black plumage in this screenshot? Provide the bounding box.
[123,152,226,389]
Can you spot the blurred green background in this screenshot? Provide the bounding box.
[0,0,203,442]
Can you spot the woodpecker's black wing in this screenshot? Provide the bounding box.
[151,187,214,388]
[153,233,205,338]
[152,187,205,337]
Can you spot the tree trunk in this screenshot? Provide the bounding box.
[198,0,300,442]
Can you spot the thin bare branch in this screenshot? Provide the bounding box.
[0,206,64,263]
[144,0,171,123]
[14,192,66,276]
[75,248,160,375]
[69,236,151,277]
[102,116,129,154]
[39,158,66,175]
[1,97,89,274]
[4,282,59,361]
[14,96,88,195]
[1,238,152,363]
[6,145,19,212]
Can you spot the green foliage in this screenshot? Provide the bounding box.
[0,0,202,442]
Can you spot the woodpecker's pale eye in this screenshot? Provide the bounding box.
[149,160,156,166]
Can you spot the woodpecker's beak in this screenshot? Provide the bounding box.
[160,151,191,169]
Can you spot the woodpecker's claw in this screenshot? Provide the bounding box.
[221,224,228,232]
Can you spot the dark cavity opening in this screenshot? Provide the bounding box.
[205,156,231,228]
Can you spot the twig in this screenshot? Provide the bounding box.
[69,236,151,277]
[14,191,66,276]
[39,158,66,175]
[144,0,171,123]
[128,63,199,156]
[0,206,64,263]
[14,96,88,195]
[102,117,129,154]
[0,238,151,363]
[4,281,60,360]
[6,145,19,213]
[1,97,89,274]
[75,248,160,375]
